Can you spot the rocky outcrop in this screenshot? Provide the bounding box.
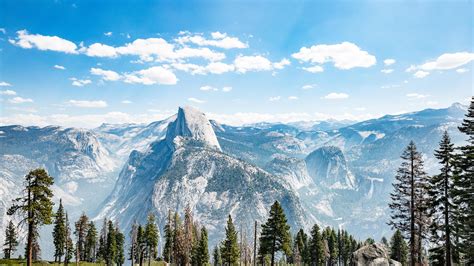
[351,243,401,266]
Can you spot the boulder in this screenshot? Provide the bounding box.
[351,243,402,266]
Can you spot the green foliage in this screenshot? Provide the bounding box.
[115,226,125,266]
[75,213,89,262]
[364,237,375,245]
[390,230,408,265]
[145,213,159,262]
[52,199,66,262]
[309,224,324,266]
[105,221,116,266]
[212,245,221,266]
[221,215,239,265]
[258,201,291,266]
[3,220,18,259]
[162,210,174,263]
[84,221,97,262]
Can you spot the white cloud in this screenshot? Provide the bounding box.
[203,62,235,74]
[222,86,232,92]
[200,85,218,91]
[234,55,286,73]
[104,32,113,37]
[121,100,132,104]
[381,69,394,74]
[322,92,349,100]
[0,81,12,87]
[70,78,92,87]
[0,28,5,34]
[9,96,33,104]
[456,68,469,73]
[273,58,291,69]
[90,68,121,81]
[292,42,376,70]
[188,97,205,104]
[54,64,65,70]
[302,66,324,73]
[0,90,16,95]
[176,32,248,49]
[123,66,178,85]
[418,52,474,71]
[9,30,78,54]
[406,93,428,99]
[68,100,107,108]
[84,43,118,58]
[384,59,396,66]
[288,96,298,100]
[269,96,281,102]
[302,84,316,90]
[115,38,175,62]
[413,70,430,78]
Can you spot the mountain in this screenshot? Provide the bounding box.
[95,106,308,246]
[0,125,119,248]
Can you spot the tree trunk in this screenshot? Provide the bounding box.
[410,155,415,266]
[270,236,276,266]
[444,165,452,266]
[27,186,33,266]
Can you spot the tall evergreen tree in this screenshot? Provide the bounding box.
[222,215,240,265]
[199,226,210,265]
[145,213,159,265]
[129,221,138,265]
[3,220,18,259]
[454,97,474,264]
[85,221,97,262]
[213,245,222,266]
[390,230,408,265]
[74,212,89,261]
[294,229,309,264]
[115,225,125,266]
[428,131,456,265]
[97,218,108,262]
[173,213,186,265]
[388,142,428,266]
[258,201,291,266]
[184,205,194,265]
[136,225,147,266]
[52,199,66,262]
[309,224,324,266]
[327,229,338,266]
[64,212,74,265]
[163,210,174,263]
[7,168,54,266]
[106,220,117,266]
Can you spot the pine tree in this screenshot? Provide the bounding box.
[3,220,18,259]
[129,221,138,265]
[115,225,125,266]
[106,220,117,266]
[7,168,54,266]
[199,226,210,265]
[327,229,338,266]
[173,213,186,265]
[341,231,352,266]
[136,225,146,266]
[64,212,74,265]
[184,205,194,265]
[294,229,309,264]
[74,212,89,261]
[52,199,66,262]
[85,221,97,262]
[309,224,324,266]
[258,201,291,266]
[388,142,428,266]
[390,230,408,265]
[427,131,456,265]
[213,245,222,266]
[97,219,108,262]
[454,97,474,264]
[145,213,159,265]
[222,215,240,265]
[163,210,174,263]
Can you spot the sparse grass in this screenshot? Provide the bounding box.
[0,259,167,266]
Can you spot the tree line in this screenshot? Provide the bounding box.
[389,97,474,265]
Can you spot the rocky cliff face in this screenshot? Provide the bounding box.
[95,106,308,246]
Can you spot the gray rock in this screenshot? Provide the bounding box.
[351,243,401,266]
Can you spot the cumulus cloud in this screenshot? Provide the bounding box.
[384,59,396,66]
[302,66,324,73]
[123,66,178,85]
[273,58,291,69]
[171,61,235,75]
[418,52,474,71]
[381,69,394,74]
[0,81,12,87]
[188,97,205,104]
[9,30,78,54]
[292,42,376,70]
[68,100,107,108]
[70,78,92,87]
[222,86,232,92]
[322,92,349,100]
[234,55,288,73]
[269,96,281,102]
[406,93,428,99]
[121,100,132,104]
[456,68,469,73]
[413,70,430,78]
[54,64,66,70]
[0,89,16,95]
[9,96,33,104]
[200,85,218,91]
[302,84,316,90]
[176,32,248,49]
[90,68,121,81]
[84,43,118,57]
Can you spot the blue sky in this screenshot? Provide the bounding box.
[0,0,472,128]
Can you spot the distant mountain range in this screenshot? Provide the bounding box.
[0,102,468,257]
